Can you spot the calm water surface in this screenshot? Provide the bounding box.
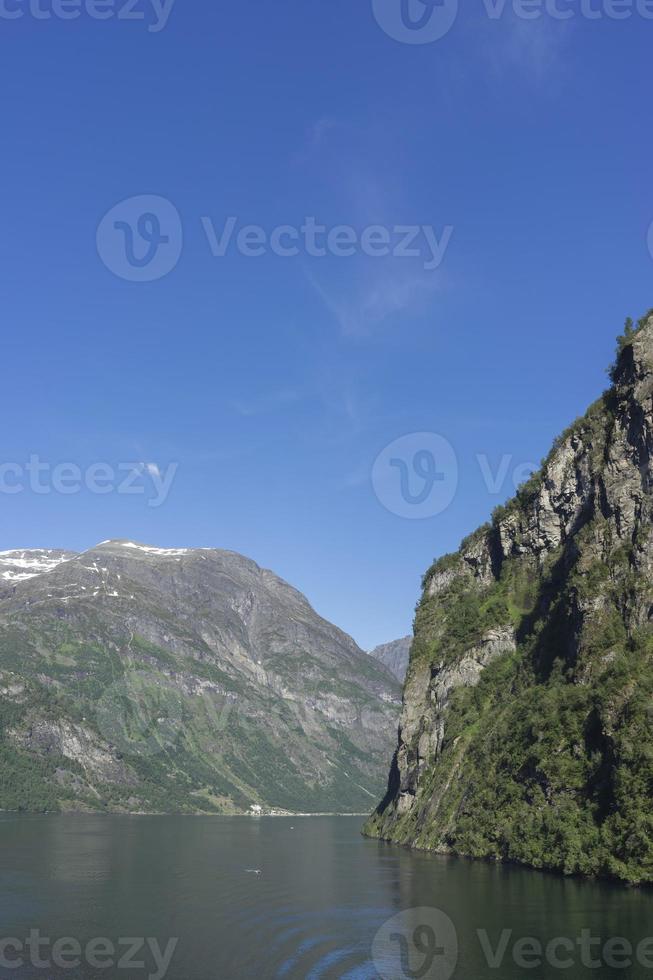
[1,814,653,979]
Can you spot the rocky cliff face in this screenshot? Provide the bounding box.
[0,541,400,814]
[368,637,412,682]
[365,312,653,884]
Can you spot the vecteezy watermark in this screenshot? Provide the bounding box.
[372,0,653,43]
[96,670,235,758]
[372,0,459,44]
[200,216,453,271]
[0,0,175,30]
[96,195,454,283]
[372,907,458,980]
[475,453,537,494]
[647,220,653,266]
[476,929,653,970]
[96,671,184,757]
[0,457,177,508]
[481,0,653,21]
[0,931,177,979]
[373,907,653,975]
[97,196,183,282]
[372,433,459,519]
[372,435,537,520]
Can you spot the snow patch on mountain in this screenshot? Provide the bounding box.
[0,550,75,582]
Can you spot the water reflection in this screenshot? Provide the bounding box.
[1,814,652,979]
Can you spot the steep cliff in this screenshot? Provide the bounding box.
[365,312,653,884]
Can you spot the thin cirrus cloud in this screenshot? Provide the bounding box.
[229,388,304,418]
[308,117,340,150]
[297,119,448,339]
[304,265,443,339]
[470,8,574,82]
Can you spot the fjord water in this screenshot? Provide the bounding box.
[2,815,653,980]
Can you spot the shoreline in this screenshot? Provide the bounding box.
[1,808,371,818]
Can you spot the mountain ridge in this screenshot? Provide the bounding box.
[368,637,412,682]
[0,540,400,815]
[365,311,653,884]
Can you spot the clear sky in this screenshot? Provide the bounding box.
[1,0,651,649]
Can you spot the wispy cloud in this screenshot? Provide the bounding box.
[307,117,340,149]
[502,19,570,78]
[295,116,451,340]
[229,388,303,418]
[305,265,443,339]
[337,461,372,491]
[473,12,574,83]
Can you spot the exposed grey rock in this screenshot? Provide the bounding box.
[368,637,412,682]
[365,313,653,884]
[0,541,401,814]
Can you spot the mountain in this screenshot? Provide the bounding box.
[368,637,412,683]
[365,311,653,884]
[0,549,75,585]
[0,541,401,814]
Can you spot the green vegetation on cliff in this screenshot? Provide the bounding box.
[366,312,653,884]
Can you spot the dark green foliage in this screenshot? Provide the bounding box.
[367,312,653,882]
[371,512,653,882]
[607,310,653,381]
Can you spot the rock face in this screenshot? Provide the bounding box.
[0,541,401,814]
[368,637,412,682]
[0,549,75,586]
[365,313,653,884]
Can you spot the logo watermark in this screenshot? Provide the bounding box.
[0,931,177,978]
[96,671,184,758]
[96,671,235,758]
[476,452,537,494]
[372,907,458,980]
[484,0,653,21]
[97,195,183,282]
[477,928,653,970]
[372,0,653,43]
[0,457,177,508]
[372,433,459,520]
[97,195,454,282]
[372,435,537,519]
[373,907,653,974]
[0,0,175,30]
[372,0,459,43]
[201,216,452,270]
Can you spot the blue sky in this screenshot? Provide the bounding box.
[1,0,652,649]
